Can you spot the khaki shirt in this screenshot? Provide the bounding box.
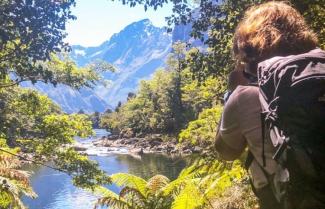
[220,85,277,189]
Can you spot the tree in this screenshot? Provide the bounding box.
[166,42,187,130]
[100,68,189,135]
[90,111,101,129]
[78,109,85,114]
[0,0,75,86]
[179,105,223,147]
[127,92,136,101]
[0,0,74,85]
[0,1,114,89]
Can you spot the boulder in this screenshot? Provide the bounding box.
[128,138,139,145]
[107,134,119,140]
[72,145,87,151]
[102,140,112,147]
[149,140,161,147]
[130,148,143,155]
[92,140,103,146]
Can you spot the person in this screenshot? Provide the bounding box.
[216,69,281,209]
[215,2,324,209]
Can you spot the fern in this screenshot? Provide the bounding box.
[171,182,202,209]
[147,175,170,194]
[95,174,175,209]
[94,186,130,209]
[96,158,252,209]
[0,148,36,209]
[112,173,147,197]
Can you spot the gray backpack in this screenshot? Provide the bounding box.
[256,48,325,207]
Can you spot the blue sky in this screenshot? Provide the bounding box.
[65,0,173,47]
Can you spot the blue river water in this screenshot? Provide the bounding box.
[22,130,187,209]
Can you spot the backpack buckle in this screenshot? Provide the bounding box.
[273,137,289,162]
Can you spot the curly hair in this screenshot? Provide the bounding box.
[233,1,318,72]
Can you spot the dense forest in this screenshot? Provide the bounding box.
[0,0,324,208]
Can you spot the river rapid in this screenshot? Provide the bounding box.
[22,129,187,209]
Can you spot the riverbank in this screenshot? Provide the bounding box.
[90,134,202,155]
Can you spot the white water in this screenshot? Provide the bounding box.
[76,129,128,156]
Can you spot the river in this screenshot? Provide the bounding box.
[22,129,187,209]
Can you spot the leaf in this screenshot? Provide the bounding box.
[171,182,202,209]
[93,186,130,209]
[111,173,148,197]
[147,175,170,194]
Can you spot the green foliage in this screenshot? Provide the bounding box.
[0,0,76,86]
[34,55,114,89]
[0,86,110,192]
[0,142,36,209]
[89,111,101,128]
[100,42,227,136]
[182,69,226,116]
[0,2,113,203]
[0,1,114,89]
[179,106,222,146]
[95,157,256,209]
[95,173,172,209]
[291,0,325,49]
[101,69,185,135]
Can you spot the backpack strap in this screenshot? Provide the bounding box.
[244,82,266,168]
[261,112,266,167]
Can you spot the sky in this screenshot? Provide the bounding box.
[65,0,174,47]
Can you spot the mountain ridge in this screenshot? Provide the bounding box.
[24,19,173,113]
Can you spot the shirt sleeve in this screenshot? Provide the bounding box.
[219,90,247,152]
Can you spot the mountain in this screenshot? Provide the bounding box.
[20,82,111,113]
[23,19,172,113]
[70,19,172,107]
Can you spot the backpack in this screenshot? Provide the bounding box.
[255,48,325,208]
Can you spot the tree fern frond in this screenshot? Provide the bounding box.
[171,182,202,209]
[0,151,36,209]
[120,186,146,199]
[14,181,37,198]
[9,191,28,209]
[93,186,119,197]
[0,154,21,169]
[147,175,170,194]
[0,168,30,186]
[162,173,201,197]
[162,176,187,196]
[111,173,147,197]
[0,177,32,209]
[95,196,129,209]
[93,186,130,209]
